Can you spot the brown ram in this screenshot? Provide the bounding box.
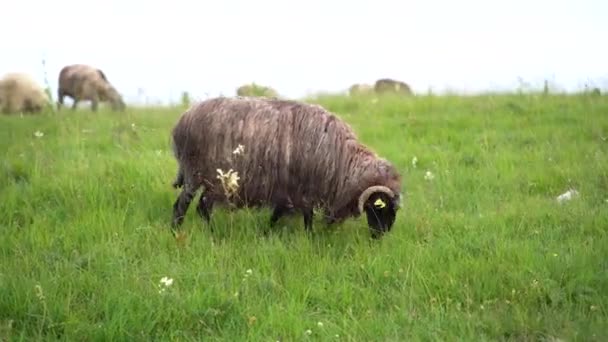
[57,64,125,112]
[170,96,403,239]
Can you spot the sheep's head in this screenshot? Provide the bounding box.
[358,185,402,239]
[104,85,126,111]
[22,98,43,114]
[356,158,403,239]
[111,95,126,111]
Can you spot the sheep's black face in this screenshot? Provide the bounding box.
[364,192,398,239]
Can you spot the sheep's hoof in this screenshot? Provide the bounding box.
[173,229,188,245]
[170,216,185,231]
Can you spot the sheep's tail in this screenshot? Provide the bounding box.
[172,165,184,189]
[170,134,184,188]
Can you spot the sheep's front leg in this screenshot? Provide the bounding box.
[57,91,65,110]
[301,207,314,232]
[91,98,99,112]
[172,188,195,229]
[269,204,291,227]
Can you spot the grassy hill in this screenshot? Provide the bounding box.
[1,93,607,340]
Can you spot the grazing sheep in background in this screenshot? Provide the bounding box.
[0,73,50,115]
[57,64,126,112]
[170,96,403,239]
[236,83,279,98]
[374,78,413,96]
[348,83,374,96]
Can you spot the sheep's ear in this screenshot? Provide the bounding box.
[393,193,402,209]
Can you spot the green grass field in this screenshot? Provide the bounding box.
[1,93,607,340]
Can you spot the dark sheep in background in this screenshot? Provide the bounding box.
[170,96,403,238]
[57,64,126,112]
[374,78,413,95]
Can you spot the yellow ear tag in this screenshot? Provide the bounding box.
[374,198,386,209]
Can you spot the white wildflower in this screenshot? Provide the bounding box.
[317,321,324,327]
[305,329,312,335]
[424,170,434,181]
[242,269,253,282]
[556,189,579,203]
[158,276,174,294]
[228,173,240,189]
[160,277,174,287]
[233,144,245,155]
[34,284,45,301]
[33,130,44,138]
[216,168,240,197]
[411,156,418,168]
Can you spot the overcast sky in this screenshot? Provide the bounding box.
[2,0,607,104]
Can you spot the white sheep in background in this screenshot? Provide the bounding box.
[0,73,50,115]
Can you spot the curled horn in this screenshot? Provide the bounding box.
[358,185,395,214]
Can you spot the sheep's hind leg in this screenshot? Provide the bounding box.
[172,185,197,230]
[196,193,215,232]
